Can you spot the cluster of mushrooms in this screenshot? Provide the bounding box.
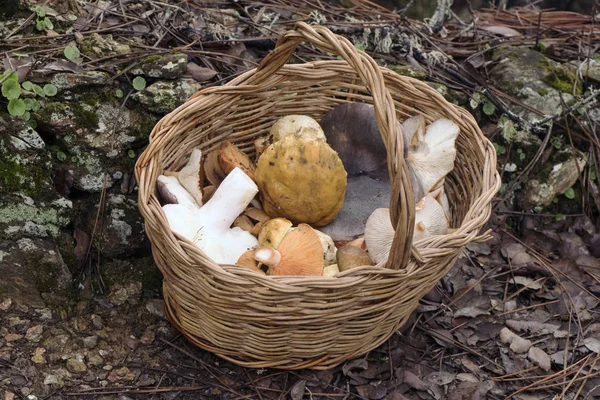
[156,103,459,276]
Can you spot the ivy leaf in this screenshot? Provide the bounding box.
[31,99,41,112]
[22,81,33,91]
[132,76,146,91]
[43,84,58,96]
[23,98,33,111]
[22,111,31,121]
[7,98,26,116]
[32,84,45,97]
[128,149,136,158]
[36,19,45,31]
[43,17,54,30]
[29,119,38,129]
[35,5,46,17]
[115,89,124,98]
[2,79,21,100]
[64,45,81,61]
[555,213,566,222]
[564,187,575,200]
[483,102,495,116]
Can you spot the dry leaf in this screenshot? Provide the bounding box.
[500,328,532,353]
[187,62,218,82]
[402,370,429,391]
[454,307,490,319]
[584,337,600,353]
[481,25,522,37]
[527,347,551,371]
[510,276,543,290]
[506,320,559,335]
[290,380,306,400]
[424,371,456,386]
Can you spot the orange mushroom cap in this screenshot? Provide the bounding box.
[255,223,324,276]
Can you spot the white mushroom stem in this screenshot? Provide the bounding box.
[161,167,259,264]
[254,247,281,267]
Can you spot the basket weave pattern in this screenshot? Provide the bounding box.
[136,23,501,370]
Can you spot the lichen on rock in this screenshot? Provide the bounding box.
[129,53,189,79]
[131,79,201,113]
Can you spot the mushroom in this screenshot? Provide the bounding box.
[317,104,426,241]
[430,184,451,222]
[202,185,216,203]
[254,223,324,276]
[255,135,347,226]
[364,208,395,264]
[161,167,259,264]
[413,192,449,242]
[162,148,204,205]
[233,215,255,233]
[319,103,391,176]
[336,244,373,272]
[244,207,271,223]
[268,115,325,144]
[401,114,426,149]
[204,150,226,187]
[235,250,265,274]
[218,141,255,181]
[258,218,293,248]
[407,118,460,195]
[156,175,199,207]
[322,263,340,277]
[319,174,390,242]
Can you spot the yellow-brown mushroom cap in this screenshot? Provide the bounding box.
[255,136,347,226]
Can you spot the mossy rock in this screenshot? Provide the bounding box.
[129,53,189,79]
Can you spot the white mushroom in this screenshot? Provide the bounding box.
[364,208,395,264]
[156,175,199,208]
[407,118,460,195]
[413,192,449,242]
[163,148,204,205]
[161,167,259,264]
[401,114,425,148]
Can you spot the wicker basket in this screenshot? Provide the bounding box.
[135,22,501,370]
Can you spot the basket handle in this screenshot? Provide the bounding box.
[251,22,416,270]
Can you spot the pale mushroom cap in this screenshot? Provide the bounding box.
[407,118,459,195]
[413,192,449,242]
[268,115,325,143]
[429,185,451,222]
[336,244,373,271]
[268,223,324,276]
[402,114,426,148]
[364,208,395,264]
[177,148,204,206]
[258,218,293,248]
[322,263,340,277]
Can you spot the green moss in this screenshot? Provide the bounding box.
[387,64,427,80]
[537,88,549,96]
[71,102,99,128]
[0,154,49,198]
[538,58,582,95]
